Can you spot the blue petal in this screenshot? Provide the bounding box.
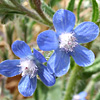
[79,91,87,99]
[47,49,70,77]
[81,99,86,100]
[74,22,99,43]
[12,40,32,58]
[18,76,37,97]
[38,64,56,86]
[53,9,75,34]
[37,30,59,51]
[33,48,47,63]
[71,45,95,67]
[0,60,20,77]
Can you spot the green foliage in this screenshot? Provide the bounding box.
[48,0,61,7]
[34,80,48,100]
[89,85,95,100]
[93,90,100,100]
[67,0,75,12]
[27,21,36,43]
[77,0,83,22]
[33,78,63,100]
[6,25,14,46]
[20,17,36,43]
[46,78,62,100]
[0,0,100,100]
[0,14,14,24]
[17,0,24,3]
[41,2,55,18]
[92,0,99,22]
[0,1,23,24]
[0,49,8,60]
[84,56,100,74]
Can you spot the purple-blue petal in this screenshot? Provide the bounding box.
[81,99,86,100]
[12,40,32,58]
[47,49,70,77]
[37,30,59,51]
[74,22,99,43]
[38,64,56,86]
[53,9,75,34]
[71,45,95,67]
[33,48,47,63]
[79,91,87,99]
[18,76,37,97]
[0,60,20,77]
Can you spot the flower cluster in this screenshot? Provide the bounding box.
[0,9,99,97]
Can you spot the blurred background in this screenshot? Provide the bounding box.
[0,0,100,100]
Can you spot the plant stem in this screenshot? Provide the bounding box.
[29,0,53,26]
[10,0,52,26]
[64,65,83,100]
[0,0,18,10]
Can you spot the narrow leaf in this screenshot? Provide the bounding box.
[93,90,100,100]
[48,0,61,7]
[67,0,75,12]
[92,0,99,22]
[84,56,100,73]
[41,2,55,18]
[77,0,83,22]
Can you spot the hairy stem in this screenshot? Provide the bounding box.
[29,0,53,26]
[64,65,83,100]
[10,0,52,26]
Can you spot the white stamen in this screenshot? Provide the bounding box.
[59,33,78,52]
[72,95,80,100]
[18,58,38,78]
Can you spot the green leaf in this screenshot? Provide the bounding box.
[92,0,99,22]
[19,17,36,43]
[84,56,100,73]
[93,90,100,100]
[48,0,61,7]
[77,0,83,22]
[34,80,48,100]
[41,2,55,18]
[18,0,24,3]
[67,0,75,12]
[0,13,14,24]
[89,85,95,100]
[0,3,23,24]
[27,21,36,43]
[46,78,63,100]
[6,25,14,46]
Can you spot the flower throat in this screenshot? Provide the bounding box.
[59,33,78,52]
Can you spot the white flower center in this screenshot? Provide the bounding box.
[59,33,78,52]
[72,95,80,100]
[18,58,38,78]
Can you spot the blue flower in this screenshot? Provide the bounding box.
[0,40,55,97]
[72,91,87,100]
[37,9,99,77]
